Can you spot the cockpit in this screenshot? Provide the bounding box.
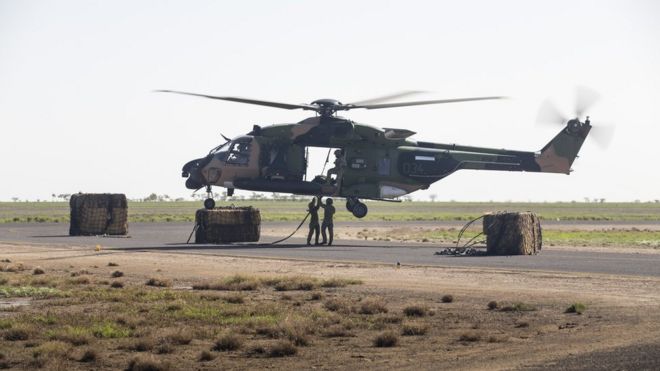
[211,136,253,166]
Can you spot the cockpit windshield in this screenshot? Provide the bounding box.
[226,140,251,165]
[209,141,230,155]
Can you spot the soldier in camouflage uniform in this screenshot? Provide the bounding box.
[306,197,320,245]
[319,197,336,245]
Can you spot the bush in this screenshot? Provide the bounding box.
[4,327,30,341]
[401,322,428,336]
[193,275,259,291]
[33,267,45,275]
[441,295,454,303]
[309,292,323,301]
[459,332,481,342]
[500,302,536,312]
[70,276,90,285]
[324,298,352,314]
[359,298,388,315]
[403,305,427,317]
[164,329,193,345]
[373,331,398,347]
[108,262,119,267]
[487,301,499,310]
[323,324,352,338]
[565,302,587,314]
[268,340,297,357]
[49,326,91,345]
[111,271,124,278]
[213,333,242,351]
[111,281,124,289]
[78,348,97,362]
[128,338,155,352]
[199,350,215,362]
[224,293,245,304]
[145,277,171,287]
[126,355,170,371]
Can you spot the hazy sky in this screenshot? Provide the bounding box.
[1,0,659,202]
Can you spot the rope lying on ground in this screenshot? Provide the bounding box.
[435,214,491,256]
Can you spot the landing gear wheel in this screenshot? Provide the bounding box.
[204,198,215,210]
[346,197,358,212]
[351,202,368,218]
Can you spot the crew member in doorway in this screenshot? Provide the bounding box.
[306,197,320,245]
[319,196,335,245]
[326,149,346,185]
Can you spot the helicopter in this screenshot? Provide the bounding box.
[159,89,597,218]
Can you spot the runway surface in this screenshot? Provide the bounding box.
[1,222,659,277]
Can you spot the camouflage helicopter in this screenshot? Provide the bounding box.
[159,90,598,218]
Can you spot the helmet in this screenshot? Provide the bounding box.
[326,198,333,205]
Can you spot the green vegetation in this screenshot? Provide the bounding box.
[565,302,587,314]
[2,200,660,223]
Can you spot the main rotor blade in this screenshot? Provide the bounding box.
[352,96,505,110]
[536,99,567,126]
[348,90,427,106]
[575,86,601,118]
[155,90,315,110]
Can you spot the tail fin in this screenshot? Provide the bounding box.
[535,119,591,174]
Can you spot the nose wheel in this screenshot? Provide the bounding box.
[203,185,215,210]
[346,197,368,218]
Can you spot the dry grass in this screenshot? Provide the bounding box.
[78,348,98,362]
[33,267,45,275]
[401,322,428,336]
[500,302,537,312]
[198,350,215,362]
[268,340,297,357]
[213,333,242,351]
[111,270,124,278]
[4,326,31,341]
[111,281,124,289]
[323,324,353,338]
[487,300,499,310]
[224,293,245,304]
[108,262,119,267]
[128,338,155,352]
[459,332,481,342]
[145,277,171,287]
[441,294,454,303]
[374,331,398,347]
[126,355,170,371]
[403,304,428,317]
[324,298,353,314]
[358,297,388,315]
[69,276,91,285]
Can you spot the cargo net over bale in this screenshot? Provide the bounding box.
[69,193,128,236]
[483,212,542,255]
[195,207,261,243]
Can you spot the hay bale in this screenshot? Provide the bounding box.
[195,207,261,243]
[483,212,542,255]
[69,194,128,236]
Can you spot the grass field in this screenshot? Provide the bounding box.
[1,200,660,223]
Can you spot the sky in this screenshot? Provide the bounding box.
[1,0,659,202]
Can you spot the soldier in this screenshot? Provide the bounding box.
[318,196,335,245]
[326,149,346,184]
[306,197,320,245]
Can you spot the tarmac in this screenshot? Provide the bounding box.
[1,222,659,278]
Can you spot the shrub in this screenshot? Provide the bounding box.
[500,302,536,312]
[268,340,297,357]
[459,332,481,342]
[309,292,323,301]
[128,338,155,352]
[70,276,90,285]
[108,262,119,267]
[164,329,193,345]
[324,298,352,313]
[401,322,428,336]
[4,326,30,341]
[565,302,587,314]
[441,295,454,303]
[126,355,170,371]
[323,324,352,338]
[193,275,259,291]
[320,278,362,288]
[373,331,398,347]
[78,348,97,362]
[111,281,124,289]
[359,298,388,315]
[403,305,427,317]
[199,350,215,362]
[49,326,91,345]
[155,342,174,354]
[145,277,171,287]
[487,301,499,310]
[111,271,124,278]
[33,267,45,275]
[213,333,242,351]
[224,293,245,304]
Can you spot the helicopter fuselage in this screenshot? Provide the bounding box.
[182,115,590,208]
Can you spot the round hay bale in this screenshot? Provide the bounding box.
[195,207,261,243]
[69,194,128,236]
[483,212,542,255]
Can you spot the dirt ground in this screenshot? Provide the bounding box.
[1,241,660,370]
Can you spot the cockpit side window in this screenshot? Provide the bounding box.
[226,140,251,165]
